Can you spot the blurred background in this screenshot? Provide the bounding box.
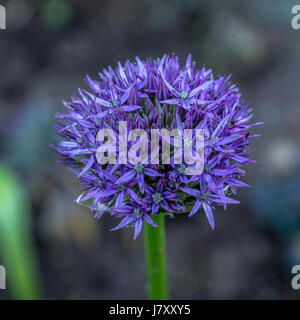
[0,0,300,299]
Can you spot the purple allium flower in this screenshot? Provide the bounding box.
[52,54,262,239]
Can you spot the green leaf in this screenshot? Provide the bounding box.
[0,165,42,299]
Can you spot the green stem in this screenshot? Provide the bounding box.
[144,213,169,300]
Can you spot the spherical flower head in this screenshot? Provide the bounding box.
[51,54,262,239]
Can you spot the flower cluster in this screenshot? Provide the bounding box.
[52,54,262,239]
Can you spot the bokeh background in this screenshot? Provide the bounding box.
[0,0,300,299]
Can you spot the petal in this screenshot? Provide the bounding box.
[180,187,201,198]
[110,215,134,231]
[157,180,164,193]
[127,188,145,205]
[143,168,163,177]
[97,189,117,198]
[161,77,179,96]
[94,211,105,219]
[188,200,201,217]
[181,101,191,110]
[162,191,175,199]
[115,192,124,207]
[120,85,133,104]
[122,105,142,112]
[203,202,214,229]
[134,219,143,239]
[91,111,108,118]
[176,113,184,135]
[212,114,230,138]
[205,174,218,195]
[209,194,240,204]
[189,81,212,98]
[77,190,100,202]
[113,205,133,212]
[229,154,253,164]
[212,168,237,176]
[227,178,250,188]
[77,155,94,178]
[152,203,159,215]
[217,134,243,146]
[160,99,180,105]
[186,53,192,70]
[138,174,145,194]
[161,200,174,212]
[116,170,136,184]
[85,92,111,107]
[143,213,158,228]
[57,141,78,148]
